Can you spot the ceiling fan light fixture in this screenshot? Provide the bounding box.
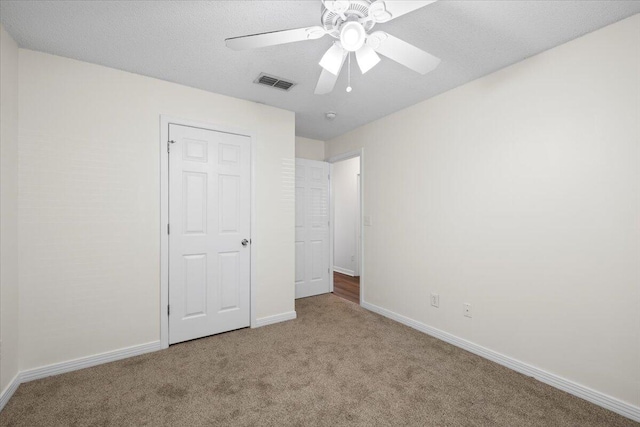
[340,21,366,52]
[226,0,442,95]
[355,44,381,74]
[319,42,346,75]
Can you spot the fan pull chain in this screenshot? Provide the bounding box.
[346,53,353,93]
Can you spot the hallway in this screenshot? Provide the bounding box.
[333,272,359,304]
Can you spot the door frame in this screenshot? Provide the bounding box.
[159,115,257,349]
[327,149,364,305]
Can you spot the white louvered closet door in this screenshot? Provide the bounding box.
[295,159,330,299]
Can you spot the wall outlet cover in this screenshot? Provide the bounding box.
[430,293,440,308]
[464,303,472,318]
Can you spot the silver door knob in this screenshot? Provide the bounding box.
[241,239,249,246]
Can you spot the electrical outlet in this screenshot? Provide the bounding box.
[430,293,439,308]
[464,303,472,318]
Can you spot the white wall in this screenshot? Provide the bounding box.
[295,136,325,161]
[17,50,295,371]
[326,15,640,408]
[333,157,360,276]
[0,25,20,395]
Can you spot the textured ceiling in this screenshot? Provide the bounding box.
[1,1,638,140]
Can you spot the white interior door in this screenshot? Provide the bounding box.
[295,159,330,299]
[169,124,251,344]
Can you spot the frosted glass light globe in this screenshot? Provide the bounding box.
[340,22,365,52]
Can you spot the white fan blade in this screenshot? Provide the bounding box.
[355,44,381,74]
[225,26,326,50]
[315,55,347,94]
[368,31,440,75]
[369,0,438,23]
[319,43,347,76]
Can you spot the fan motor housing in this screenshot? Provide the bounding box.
[322,0,376,36]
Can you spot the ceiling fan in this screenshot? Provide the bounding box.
[225,0,441,95]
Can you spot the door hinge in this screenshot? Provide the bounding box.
[168,140,176,153]
[167,305,170,316]
[167,224,170,234]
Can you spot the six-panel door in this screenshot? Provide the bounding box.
[169,124,251,344]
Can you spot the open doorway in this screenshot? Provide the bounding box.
[330,154,361,304]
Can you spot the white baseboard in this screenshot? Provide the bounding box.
[361,301,640,423]
[0,373,20,412]
[333,266,355,276]
[1,341,161,412]
[254,311,297,328]
[19,341,162,383]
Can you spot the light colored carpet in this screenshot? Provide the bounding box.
[1,294,636,426]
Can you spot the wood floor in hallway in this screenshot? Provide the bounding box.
[333,272,360,304]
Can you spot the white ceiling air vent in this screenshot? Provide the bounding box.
[254,73,296,91]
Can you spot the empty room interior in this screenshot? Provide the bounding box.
[0,1,639,425]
